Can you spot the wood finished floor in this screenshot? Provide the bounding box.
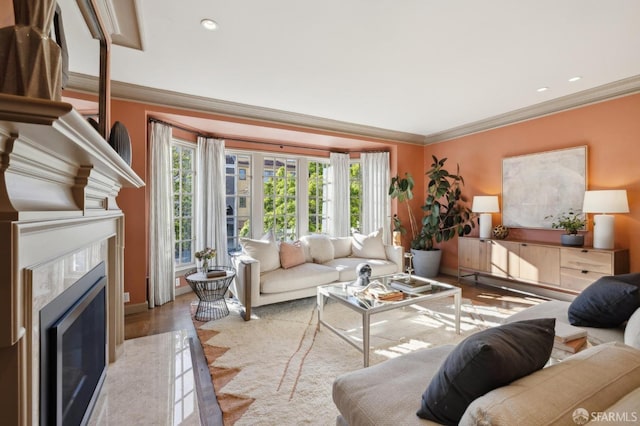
[123,277,548,426]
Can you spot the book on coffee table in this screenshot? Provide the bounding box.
[389,279,432,293]
[554,322,587,343]
[553,336,587,353]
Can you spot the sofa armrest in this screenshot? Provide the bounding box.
[384,244,404,273]
[231,254,260,321]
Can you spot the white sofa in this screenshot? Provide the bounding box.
[333,342,640,425]
[231,232,403,320]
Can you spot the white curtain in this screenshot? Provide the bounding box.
[361,152,391,244]
[328,152,351,237]
[149,122,175,307]
[195,137,229,266]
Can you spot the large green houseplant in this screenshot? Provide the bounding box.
[411,156,474,277]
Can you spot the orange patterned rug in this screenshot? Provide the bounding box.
[192,297,508,425]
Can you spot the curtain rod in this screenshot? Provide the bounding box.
[147,117,388,154]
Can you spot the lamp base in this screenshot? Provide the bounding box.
[479,213,493,239]
[593,214,615,250]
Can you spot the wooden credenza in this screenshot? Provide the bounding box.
[458,237,630,294]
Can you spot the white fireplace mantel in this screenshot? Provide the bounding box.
[0,93,144,425]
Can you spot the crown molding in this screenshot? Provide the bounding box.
[66,73,426,144]
[424,74,640,144]
[67,73,640,146]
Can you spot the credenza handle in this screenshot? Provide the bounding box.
[521,243,528,247]
[581,270,588,274]
[581,249,589,253]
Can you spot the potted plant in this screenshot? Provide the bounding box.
[545,210,586,247]
[411,156,475,277]
[389,172,418,244]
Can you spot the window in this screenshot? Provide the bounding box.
[308,160,329,233]
[263,156,297,240]
[172,141,195,267]
[349,162,362,232]
[226,153,252,252]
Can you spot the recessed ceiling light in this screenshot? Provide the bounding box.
[568,76,582,82]
[201,18,218,31]
[537,87,549,92]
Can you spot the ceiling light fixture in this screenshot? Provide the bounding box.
[200,18,218,31]
[568,76,582,82]
[536,87,549,92]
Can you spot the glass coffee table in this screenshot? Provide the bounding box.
[317,273,461,366]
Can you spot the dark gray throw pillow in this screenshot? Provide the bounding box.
[568,273,640,328]
[416,318,555,425]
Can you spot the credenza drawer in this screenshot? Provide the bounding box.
[560,248,613,274]
[560,268,607,292]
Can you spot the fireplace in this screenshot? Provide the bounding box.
[40,262,107,425]
[0,95,144,425]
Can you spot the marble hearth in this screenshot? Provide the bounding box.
[0,94,144,425]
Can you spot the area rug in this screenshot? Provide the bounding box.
[193,295,519,425]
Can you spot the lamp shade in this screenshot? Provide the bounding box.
[472,196,500,213]
[582,190,629,214]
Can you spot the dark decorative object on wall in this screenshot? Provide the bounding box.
[87,117,100,133]
[108,121,132,165]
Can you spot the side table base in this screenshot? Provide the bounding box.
[195,298,230,321]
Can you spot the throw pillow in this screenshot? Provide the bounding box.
[568,274,640,328]
[352,228,386,260]
[303,234,334,264]
[279,241,306,269]
[240,238,280,272]
[417,318,555,425]
[331,237,352,258]
[624,307,640,349]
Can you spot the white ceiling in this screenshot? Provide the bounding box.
[58,0,640,141]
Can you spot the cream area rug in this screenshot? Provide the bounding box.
[194,294,521,425]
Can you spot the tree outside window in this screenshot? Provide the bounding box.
[172,142,195,267]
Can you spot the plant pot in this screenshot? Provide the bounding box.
[411,248,442,278]
[560,234,584,247]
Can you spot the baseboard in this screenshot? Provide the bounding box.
[124,302,148,316]
[176,286,193,296]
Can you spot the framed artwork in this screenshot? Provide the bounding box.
[502,146,587,228]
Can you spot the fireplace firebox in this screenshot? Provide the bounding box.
[40,262,107,425]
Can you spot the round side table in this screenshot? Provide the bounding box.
[185,266,236,321]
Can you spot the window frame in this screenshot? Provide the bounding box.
[171,139,196,271]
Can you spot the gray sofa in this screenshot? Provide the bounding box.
[232,233,403,320]
[333,342,640,425]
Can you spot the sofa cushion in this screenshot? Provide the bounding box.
[331,237,353,258]
[625,308,640,349]
[417,318,555,425]
[260,262,339,294]
[324,257,398,282]
[279,241,305,269]
[301,234,335,264]
[568,274,640,328]
[240,237,280,273]
[352,228,386,260]
[333,345,455,426]
[460,342,640,425]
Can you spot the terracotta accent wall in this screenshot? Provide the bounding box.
[424,93,640,273]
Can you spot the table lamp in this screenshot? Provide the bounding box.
[582,190,629,249]
[472,196,500,239]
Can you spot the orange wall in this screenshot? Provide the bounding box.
[64,91,640,305]
[424,93,640,273]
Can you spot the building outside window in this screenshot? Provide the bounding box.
[226,153,252,252]
[172,141,195,268]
